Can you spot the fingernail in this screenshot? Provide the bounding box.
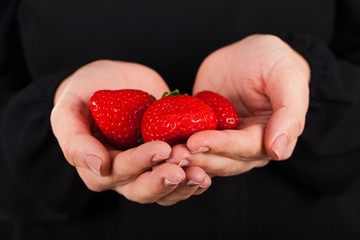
[271,134,288,160]
[164,178,180,187]
[199,184,208,189]
[186,180,200,187]
[152,154,169,163]
[191,147,209,154]
[199,178,210,189]
[86,155,102,176]
[179,159,190,167]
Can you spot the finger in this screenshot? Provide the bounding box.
[192,174,212,196]
[51,101,111,176]
[111,141,172,181]
[74,141,171,193]
[186,152,269,177]
[117,163,186,204]
[156,166,211,206]
[265,107,304,160]
[264,59,310,160]
[166,144,192,166]
[184,166,211,189]
[170,135,269,176]
[187,124,269,161]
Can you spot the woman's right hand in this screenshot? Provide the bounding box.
[50,60,211,206]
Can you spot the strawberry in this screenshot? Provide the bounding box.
[89,89,155,149]
[141,90,217,146]
[195,90,239,130]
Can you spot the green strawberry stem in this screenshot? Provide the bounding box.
[161,89,181,98]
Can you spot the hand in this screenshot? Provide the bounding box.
[50,60,211,205]
[168,34,310,176]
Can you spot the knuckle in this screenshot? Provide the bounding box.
[49,108,57,128]
[121,186,157,204]
[50,105,66,138]
[84,181,106,192]
[63,141,77,166]
[222,166,245,176]
[111,171,134,184]
[277,106,306,137]
[294,113,306,136]
[286,107,306,137]
[91,59,113,66]
[141,65,163,79]
[254,160,270,168]
[126,194,156,204]
[157,200,177,206]
[261,34,283,45]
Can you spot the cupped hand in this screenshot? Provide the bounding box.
[50,60,211,205]
[168,34,310,177]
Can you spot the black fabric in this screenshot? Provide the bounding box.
[1,0,359,239]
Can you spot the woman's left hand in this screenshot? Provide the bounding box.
[168,34,310,177]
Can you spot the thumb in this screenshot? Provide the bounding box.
[264,58,310,160]
[51,100,111,176]
[265,107,306,160]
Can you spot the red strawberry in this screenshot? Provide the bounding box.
[89,89,155,149]
[141,90,217,146]
[195,90,239,130]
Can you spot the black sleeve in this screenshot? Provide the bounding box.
[0,0,95,222]
[277,0,360,196]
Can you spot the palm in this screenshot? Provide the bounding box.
[192,41,276,147]
[200,75,272,130]
[181,34,310,177]
[52,60,212,206]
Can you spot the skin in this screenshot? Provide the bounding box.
[168,34,310,177]
[51,33,310,205]
[51,60,211,206]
